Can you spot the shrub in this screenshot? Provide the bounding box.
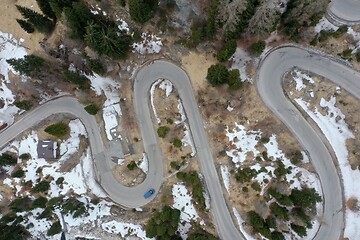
[288,150,303,165]
[0,221,30,239]
[206,64,229,86]
[127,161,137,170]
[247,210,271,238]
[271,231,285,240]
[217,39,237,62]
[0,213,17,224]
[356,51,360,62]
[12,169,25,178]
[55,177,64,185]
[260,137,270,144]
[0,153,17,167]
[251,181,261,192]
[45,122,69,138]
[62,197,86,217]
[145,206,181,239]
[128,0,158,23]
[274,160,290,178]
[31,197,48,209]
[47,220,62,236]
[235,167,257,183]
[291,223,307,237]
[267,187,293,206]
[84,104,99,115]
[9,197,32,212]
[176,171,206,210]
[341,49,352,59]
[87,58,105,75]
[170,161,181,170]
[14,100,32,111]
[37,207,53,219]
[290,188,321,208]
[333,25,348,38]
[6,54,45,76]
[63,70,90,90]
[47,196,63,208]
[19,153,31,160]
[227,69,242,90]
[31,180,50,193]
[173,138,182,148]
[250,41,266,56]
[270,202,289,221]
[157,126,170,138]
[292,207,312,228]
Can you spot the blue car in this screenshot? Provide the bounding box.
[144,189,155,199]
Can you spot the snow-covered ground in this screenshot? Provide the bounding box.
[220,165,230,195]
[230,48,252,82]
[290,72,360,238]
[137,153,149,174]
[150,79,196,156]
[0,118,152,239]
[172,183,201,239]
[150,79,163,124]
[133,33,162,55]
[0,31,28,125]
[315,17,360,52]
[87,73,122,141]
[102,221,151,239]
[225,122,322,239]
[176,99,196,156]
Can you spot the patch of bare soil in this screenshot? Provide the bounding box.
[152,82,193,176]
[181,51,217,95]
[283,70,360,170]
[0,0,44,54]
[180,51,323,233]
[112,153,146,187]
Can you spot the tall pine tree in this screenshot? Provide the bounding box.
[36,0,56,20]
[16,5,54,34]
[128,0,158,23]
[16,19,35,33]
[85,22,132,59]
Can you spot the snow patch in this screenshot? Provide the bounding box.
[133,33,162,55]
[172,183,199,239]
[230,48,252,82]
[220,165,230,195]
[294,96,359,239]
[87,73,122,141]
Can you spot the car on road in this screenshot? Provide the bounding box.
[144,189,155,199]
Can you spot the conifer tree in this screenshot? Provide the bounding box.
[16,19,35,33]
[128,0,158,23]
[36,0,56,20]
[16,5,54,34]
[85,22,132,59]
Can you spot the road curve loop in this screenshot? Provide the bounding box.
[257,45,360,240]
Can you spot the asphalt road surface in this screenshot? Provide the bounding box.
[257,45,360,240]
[1,4,360,239]
[134,60,244,240]
[328,0,360,25]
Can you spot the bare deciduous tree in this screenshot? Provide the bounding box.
[217,0,247,31]
[247,0,281,36]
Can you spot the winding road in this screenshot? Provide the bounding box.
[0,2,360,240]
[328,0,360,25]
